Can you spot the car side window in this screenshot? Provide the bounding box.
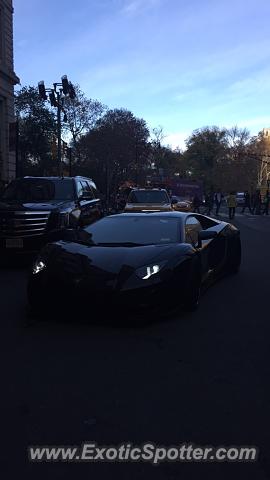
[89,182,98,199]
[185,216,202,245]
[195,215,218,230]
[76,181,83,198]
[77,181,94,199]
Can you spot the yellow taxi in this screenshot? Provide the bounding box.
[124,188,173,213]
[171,195,193,212]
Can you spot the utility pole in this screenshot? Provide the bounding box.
[15,118,20,176]
[67,147,72,177]
[38,76,76,176]
[56,91,62,176]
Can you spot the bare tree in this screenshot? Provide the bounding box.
[63,85,106,149]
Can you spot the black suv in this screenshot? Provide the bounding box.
[0,176,103,255]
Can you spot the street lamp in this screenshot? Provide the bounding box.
[38,75,76,176]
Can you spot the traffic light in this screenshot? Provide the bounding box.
[49,91,58,107]
[61,75,69,95]
[38,81,47,100]
[68,82,76,99]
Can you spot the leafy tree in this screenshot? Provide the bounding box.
[15,86,57,175]
[246,131,270,191]
[216,126,254,191]
[183,125,258,191]
[183,126,228,188]
[76,109,150,198]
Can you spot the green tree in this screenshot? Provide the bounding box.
[15,86,57,175]
[217,126,253,191]
[183,126,228,188]
[76,109,150,197]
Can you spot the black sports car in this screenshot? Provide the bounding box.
[28,212,241,316]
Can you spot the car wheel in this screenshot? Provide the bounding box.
[183,272,201,312]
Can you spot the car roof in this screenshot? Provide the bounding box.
[22,176,74,180]
[107,212,190,219]
[106,212,226,227]
[22,176,94,181]
[129,187,168,192]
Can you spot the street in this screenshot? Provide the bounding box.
[2,213,270,479]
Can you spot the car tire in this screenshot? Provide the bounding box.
[183,270,201,312]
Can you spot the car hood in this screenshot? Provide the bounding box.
[124,203,172,212]
[0,200,74,212]
[46,241,191,277]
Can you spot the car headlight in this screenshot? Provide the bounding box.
[135,261,167,280]
[32,259,46,275]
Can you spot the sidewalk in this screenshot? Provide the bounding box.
[212,209,270,233]
[205,207,270,221]
[217,212,270,220]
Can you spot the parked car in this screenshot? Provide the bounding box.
[171,195,193,212]
[124,188,173,213]
[0,176,103,256]
[28,212,241,316]
[236,192,245,206]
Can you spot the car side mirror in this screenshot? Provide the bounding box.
[197,230,218,248]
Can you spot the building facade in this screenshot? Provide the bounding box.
[0,0,19,184]
[258,128,270,192]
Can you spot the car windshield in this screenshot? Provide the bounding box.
[128,190,169,204]
[83,216,181,245]
[173,196,190,202]
[1,179,75,202]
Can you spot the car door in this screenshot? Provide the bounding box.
[195,214,227,274]
[86,181,102,221]
[184,215,210,281]
[77,180,97,226]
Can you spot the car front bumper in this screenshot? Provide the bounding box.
[28,270,183,318]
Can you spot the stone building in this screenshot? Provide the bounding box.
[0,0,19,184]
[257,128,270,191]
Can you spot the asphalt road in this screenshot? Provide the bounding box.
[2,212,270,479]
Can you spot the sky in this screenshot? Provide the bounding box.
[13,0,270,150]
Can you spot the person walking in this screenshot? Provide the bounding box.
[262,190,270,215]
[193,194,201,213]
[214,190,223,216]
[205,191,214,215]
[252,190,262,215]
[241,191,252,214]
[227,192,236,220]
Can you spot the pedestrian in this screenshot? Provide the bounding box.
[214,190,223,216]
[252,190,261,215]
[227,191,236,220]
[205,191,214,216]
[241,190,252,214]
[0,180,7,196]
[192,194,201,213]
[262,190,270,215]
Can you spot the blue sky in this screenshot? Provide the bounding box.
[13,0,270,149]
